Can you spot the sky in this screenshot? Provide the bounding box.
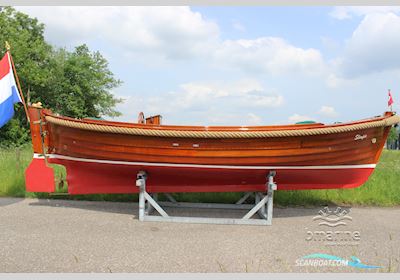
[17,6,400,126]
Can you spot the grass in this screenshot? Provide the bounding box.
[1,145,399,206]
[0,146,31,197]
[274,150,400,207]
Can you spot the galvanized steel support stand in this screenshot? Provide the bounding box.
[136,171,278,226]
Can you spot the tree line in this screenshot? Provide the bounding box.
[0,7,122,147]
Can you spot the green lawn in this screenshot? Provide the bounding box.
[0,145,32,197]
[274,149,400,206]
[1,145,399,206]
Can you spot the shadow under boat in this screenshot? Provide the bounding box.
[27,196,350,219]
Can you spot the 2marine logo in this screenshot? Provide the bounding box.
[312,206,352,227]
[300,207,382,270]
[305,206,361,246]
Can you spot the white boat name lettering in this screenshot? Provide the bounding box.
[354,134,367,141]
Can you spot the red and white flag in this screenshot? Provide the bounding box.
[388,90,394,107]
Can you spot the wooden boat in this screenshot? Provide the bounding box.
[25,104,400,194]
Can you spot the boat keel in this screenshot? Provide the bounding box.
[25,158,55,193]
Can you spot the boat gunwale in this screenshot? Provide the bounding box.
[42,109,395,133]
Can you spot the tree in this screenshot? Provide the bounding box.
[0,7,122,146]
[44,45,122,119]
[387,126,399,150]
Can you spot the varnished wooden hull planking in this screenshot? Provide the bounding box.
[25,106,395,194]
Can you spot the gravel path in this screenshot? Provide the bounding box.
[0,197,399,272]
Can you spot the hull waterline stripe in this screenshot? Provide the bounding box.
[33,153,376,170]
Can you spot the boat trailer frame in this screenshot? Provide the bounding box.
[135,171,278,226]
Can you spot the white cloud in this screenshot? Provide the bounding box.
[288,114,315,123]
[214,37,326,76]
[170,80,283,110]
[18,7,327,77]
[330,6,400,20]
[18,6,220,60]
[247,113,262,125]
[318,106,339,118]
[326,73,341,88]
[336,12,400,78]
[232,20,246,32]
[287,107,337,124]
[116,79,283,125]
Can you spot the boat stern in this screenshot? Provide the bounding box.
[25,104,55,193]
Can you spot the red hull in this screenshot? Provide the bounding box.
[35,156,375,194]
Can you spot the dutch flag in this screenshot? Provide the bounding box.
[0,52,22,128]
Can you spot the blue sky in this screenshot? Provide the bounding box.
[18,6,400,125]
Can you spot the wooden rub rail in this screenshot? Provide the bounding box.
[45,115,400,139]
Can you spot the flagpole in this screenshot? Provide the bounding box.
[5,41,30,123]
